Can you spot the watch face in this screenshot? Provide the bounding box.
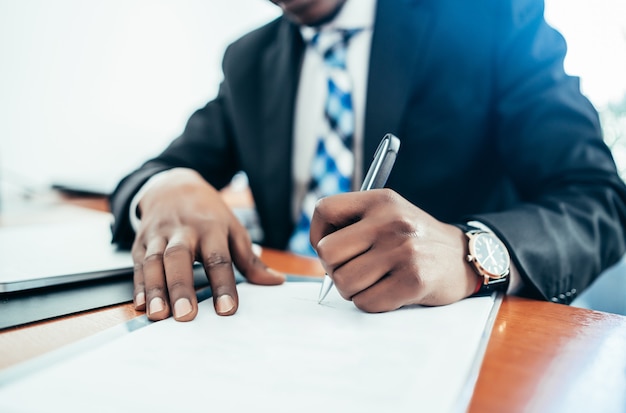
[469,232,510,278]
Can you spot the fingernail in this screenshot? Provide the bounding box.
[135,291,146,308]
[149,297,165,316]
[174,298,193,319]
[216,295,235,314]
[268,268,286,280]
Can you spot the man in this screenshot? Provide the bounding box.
[110,0,626,322]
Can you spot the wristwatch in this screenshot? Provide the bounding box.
[461,224,511,296]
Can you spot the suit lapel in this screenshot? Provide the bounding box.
[363,0,433,169]
[258,19,304,247]
[253,3,431,246]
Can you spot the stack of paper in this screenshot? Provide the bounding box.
[0,283,497,413]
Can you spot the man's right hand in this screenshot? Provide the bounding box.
[130,168,285,322]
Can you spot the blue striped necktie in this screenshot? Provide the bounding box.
[288,28,362,256]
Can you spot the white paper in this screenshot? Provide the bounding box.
[0,283,495,413]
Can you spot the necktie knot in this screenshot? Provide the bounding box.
[309,28,362,69]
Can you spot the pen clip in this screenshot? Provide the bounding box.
[360,133,400,191]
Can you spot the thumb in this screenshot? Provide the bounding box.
[232,240,286,285]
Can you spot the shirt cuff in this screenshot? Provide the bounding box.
[466,220,492,232]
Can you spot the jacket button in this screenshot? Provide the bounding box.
[564,291,572,304]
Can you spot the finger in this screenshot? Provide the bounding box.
[199,231,239,316]
[329,235,391,300]
[309,192,368,250]
[131,241,147,311]
[142,237,171,321]
[229,220,285,286]
[350,242,427,313]
[315,217,374,275]
[352,270,421,313]
[163,237,198,322]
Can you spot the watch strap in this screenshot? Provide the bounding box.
[472,274,509,296]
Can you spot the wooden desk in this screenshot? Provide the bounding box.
[1,194,625,413]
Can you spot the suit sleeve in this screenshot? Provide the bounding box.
[469,0,626,303]
[108,47,241,249]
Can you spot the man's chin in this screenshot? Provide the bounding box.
[272,0,346,27]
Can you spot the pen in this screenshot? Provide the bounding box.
[317,133,401,304]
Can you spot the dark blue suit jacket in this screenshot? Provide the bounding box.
[110,0,626,303]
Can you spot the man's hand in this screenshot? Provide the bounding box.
[309,189,477,312]
[131,168,285,321]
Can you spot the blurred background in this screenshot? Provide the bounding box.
[0,0,625,203]
[0,0,281,202]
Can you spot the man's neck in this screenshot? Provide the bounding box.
[306,0,348,27]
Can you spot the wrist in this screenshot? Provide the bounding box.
[129,168,199,231]
[472,276,483,295]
